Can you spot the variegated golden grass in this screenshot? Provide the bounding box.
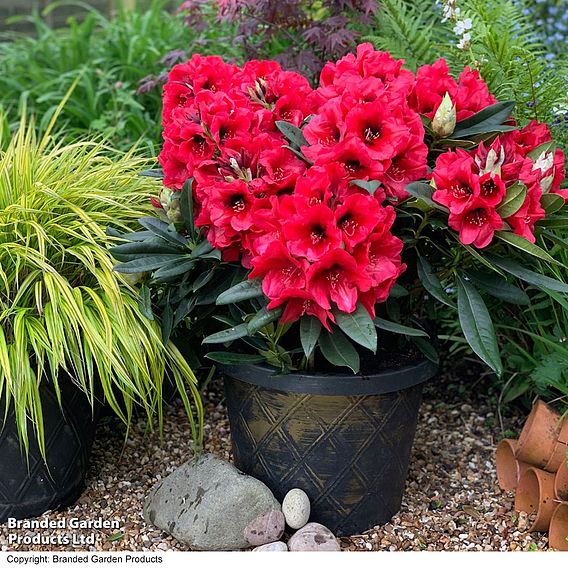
[0,104,203,458]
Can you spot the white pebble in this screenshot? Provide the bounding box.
[282,488,310,530]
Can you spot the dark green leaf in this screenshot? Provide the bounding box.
[452,101,515,138]
[318,329,360,373]
[405,181,447,212]
[537,215,568,229]
[192,269,216,292]
[300,316,322,358]
[110,237,184,260]
[275,120,308,148]
[495,232,561,265]
[527,141,555,160]
[203,323,249,344]
[374,318,429,337]
[217,279,264,305]
[456,276,503,376]
[138,285,153,320]
[180,178,195,237]
[138,217,187,246]
[541,193,565,215]
[205,352,265,364]
[190,239,214,259]
[467,270,529,305]
[113,255,180,274]
[412,337,439,364]
[161,303,174,344]
[335,304,377,353]
[417,254,455,307]
[152,258,195,282]
[350,179,382,195]
[487,256,568,293]
[247,308,283,335]
[496,182,527,218]
[389,283,409,298]
[139,169,164,178]
[283,145,313,165]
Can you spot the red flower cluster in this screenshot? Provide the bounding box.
[432,121,566,247]
[157,44,565,328]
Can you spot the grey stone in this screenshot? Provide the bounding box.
[253,541,288,552]
[143,454,280,550]
[282,488,310,529]
[244,510,285,546]
[287,523,340,551]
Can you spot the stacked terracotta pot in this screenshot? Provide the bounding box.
[496,400,568,550]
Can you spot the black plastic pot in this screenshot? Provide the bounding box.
[222,357,437,536]
[0,378,97,522]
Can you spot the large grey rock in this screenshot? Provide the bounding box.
[144,454,280,550]
[287,523,340,551]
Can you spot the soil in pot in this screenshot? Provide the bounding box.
[0,376,97,522]
[221,348,437,536]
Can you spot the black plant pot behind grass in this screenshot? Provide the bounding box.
[222,354,437,536]
[0,377,97,522]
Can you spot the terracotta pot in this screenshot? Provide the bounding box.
[495,439,531,491]
[545,440,568,473]
[516,401,562,469]
[549,503,568,551]
[556,463,568,501]
[515,467,557,532]
[559,417,568,445]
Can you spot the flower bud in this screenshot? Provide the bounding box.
[432,93,456,138]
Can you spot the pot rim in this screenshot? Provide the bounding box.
[219,357,438,396]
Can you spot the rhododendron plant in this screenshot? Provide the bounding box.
[113,44,568,377]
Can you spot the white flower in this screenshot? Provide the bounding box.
[533,151,554,174]
[457,33,471,50]
[454,18,473,35]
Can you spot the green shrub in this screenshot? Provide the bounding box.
[0,0,241,154]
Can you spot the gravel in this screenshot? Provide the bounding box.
[0,360,550,552]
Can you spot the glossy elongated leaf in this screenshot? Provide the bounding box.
[275,120,308,148]
[389,283,409,298]
[139,168,164,178]
[496,182,526,218]
[466,270,530,305]
[452,101,515,138]
[335,304,377,352]
[138,285,153,320]
[350,179,382,195]
[161,303,174,343]
[541,193,565,214]
[374,318,429,337]
[190,239,214,258]
[152,258,195,282]
[180,178,196,237]
[537,215,568,229]
[203,323,249,344]
[216,279,264,305]
[138,217,188,246]
[487,256,568,293]
[417,255,455,307]
[113,254,180,274]
[300,316,321,358]
[110,237,183,261]
[495,232,561,265]
[318,329,360,373]
[456,276,502,376]
[405,181,447,212]
[412,337,439,364]
[283,145,312,165]
[247,308,283,335]
[192,269,216,292]
[205,352,265,364]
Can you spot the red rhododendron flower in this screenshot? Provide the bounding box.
[249,241,308,299]
[335,193,381,249]
[448,203,504,248]
[267,289,335,331]
[283,204,342,261]
[307,248,372,313]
